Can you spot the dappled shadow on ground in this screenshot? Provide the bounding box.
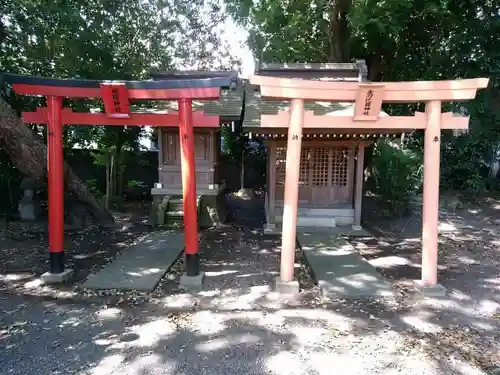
[151,223,319,310]
[357,195,500,372]
[1,288,496,375]
[0,204,155,303]
[0,293,354,374]
[200,226,280,297]
[0,204,152,276]
[0,196,499,373]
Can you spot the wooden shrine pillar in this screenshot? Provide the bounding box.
[353,142,365,229]
[421,100,442,285]
[267,142,277,227]
[281,99,305,282]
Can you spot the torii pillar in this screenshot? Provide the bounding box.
[417,100,444,295]
[279,99,304,286]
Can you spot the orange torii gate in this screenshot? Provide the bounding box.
[250,75,489,293]
[3,73,234,283]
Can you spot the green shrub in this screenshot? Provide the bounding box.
[85,179,103,197]
[440,135,490,200]
[123,180,149,201]
[370,140,423,217]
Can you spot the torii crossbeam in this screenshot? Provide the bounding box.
[3,73,234,282]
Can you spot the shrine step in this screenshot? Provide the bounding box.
[298,208,353,217]
[274,207,354,226]
[274,213,353,226]
[169,197,184,212]
[297,216,336,228]
[166,196,202,213]
[166,198,184,221]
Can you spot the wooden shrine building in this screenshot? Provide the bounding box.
[148,70,244,227]
[244,61,377,231]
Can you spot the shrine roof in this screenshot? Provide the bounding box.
[148,70,244,121]
[149,69,238,85]
[255,61,367,80]
[243,84,391,129]
[134,85,244,122]
[243,60,370,129]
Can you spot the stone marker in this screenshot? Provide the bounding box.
[18,177,41,221]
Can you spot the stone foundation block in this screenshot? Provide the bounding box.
[180,272,205,289]
[413,280,447,297]
[40,269,74,284]
[263,223,277,234]
[275,278,300,294]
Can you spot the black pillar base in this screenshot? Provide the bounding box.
[185,253,200,277]
[49,252,65,274]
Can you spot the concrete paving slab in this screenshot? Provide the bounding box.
[82,230,184,291]
[299,233,395,299]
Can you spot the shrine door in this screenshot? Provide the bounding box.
[275,144,355,206]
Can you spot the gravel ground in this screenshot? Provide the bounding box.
[0,202,151,286]
[358,195,500,373]
[0,194,498,374]
[1,292,490,375]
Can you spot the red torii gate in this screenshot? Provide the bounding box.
[3,74,233,282]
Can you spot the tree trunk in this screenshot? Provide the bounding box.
[0,97,115,225]
[117,162,125,209]
[327,0,352,62]
[115,145,125,209]
[105,153,111,210]
[366,54,384,81]
[240,150,245,190]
